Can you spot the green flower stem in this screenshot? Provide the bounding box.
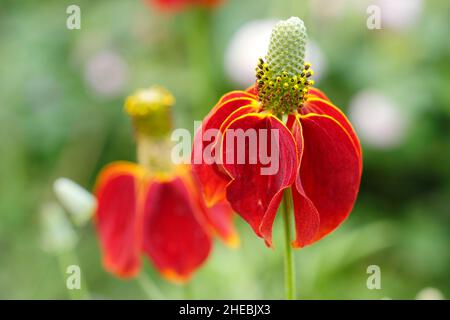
[282,188,296,300]
[136,272,164,300]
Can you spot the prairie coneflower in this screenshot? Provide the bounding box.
[95,86,237,283]
[192,17,362,298]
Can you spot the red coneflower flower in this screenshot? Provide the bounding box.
[148,0,222,12]
[192,17,362,249]
[95,86,237,282]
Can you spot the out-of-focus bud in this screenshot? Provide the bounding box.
[125,86,175,138]
[124,86,176,173]
[53,178,96,226]
[40,202,78,254]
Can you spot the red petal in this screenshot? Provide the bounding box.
[150,0,187,12]
[94,162,146,278]
[298,114,361,243]
[221,114,299,247]
[192,96,259,205]
[217,90,257,106]
[141,177,212,283]
[219,105,261,134]
[286,116,320,248]
[302,97,362,161]
[206,200,239,247]
[150,0,222,12]
[291,184,321,248]
[307,87,329,101]
[182,166,239,247]
[207,97,259,126]
[192,125,229,206]
[245,84,258,96]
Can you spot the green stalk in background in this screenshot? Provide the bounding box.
[182,8,217,120]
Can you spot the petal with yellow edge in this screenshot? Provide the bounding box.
[302,97,362,161]
[307,87,329,101]
[217,90,257,105]
[298,114,361,243]
[286,115,320,248]
[192,97,259,205]
[94,162,147,278]
[245,84,258,96]
[221,114,299,246]
[181,166,239,247]
[206,200,239,247]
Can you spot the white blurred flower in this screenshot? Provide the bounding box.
[225,19,327,87]
[376,0,423,30]
[305,40,327,82]
[84,51,128,98]
[349,90,409,149]
[54,178,95,226]
[416,287,444,300]
[41,202,78,254]
[225,19,276,87]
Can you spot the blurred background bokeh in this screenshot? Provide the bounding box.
[0,0,449,299]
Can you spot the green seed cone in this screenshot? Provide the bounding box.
[265,17,307,77]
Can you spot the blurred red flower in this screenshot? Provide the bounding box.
[94,87,237,282]
[148,0,222,12]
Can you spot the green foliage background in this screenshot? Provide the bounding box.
[0,0,448,299]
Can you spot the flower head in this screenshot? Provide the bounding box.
[256,17,314,115]
[192,17,362,248]
[95,86,237,282]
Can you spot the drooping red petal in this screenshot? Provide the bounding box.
[210,104,262,178]
[150,0,222,12]
[94,162,146,278]
[192,124,230,206]
[245,84,258,96]
[298,114,361,243]
[207,97,259,125]
[219,105,262,134]
[192,97,259,205]
[286,116,320,248]
[307,87,329,101]
[302,97,362,161]
[221,114,299,246]
[141,177,212,283]
[181,166,239,247]
[149,0,190,12]
[205,200,239,247]
[217,90,257,106]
